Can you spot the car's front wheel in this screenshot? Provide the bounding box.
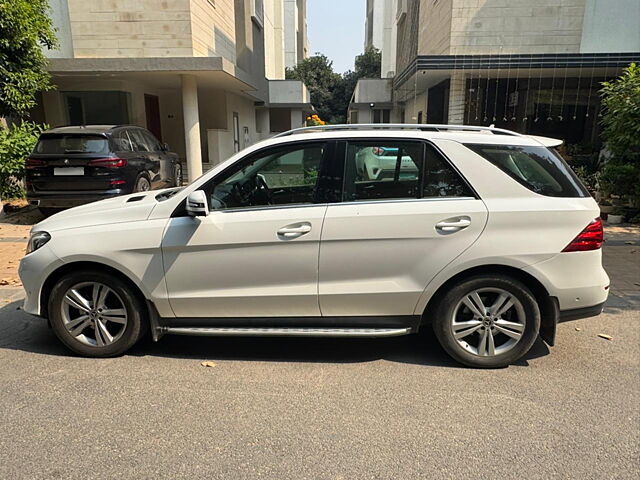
[432,275,540,368]
[48,270,146,357]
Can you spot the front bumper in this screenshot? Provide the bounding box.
[18,244,64,316]
[27,189,125,209]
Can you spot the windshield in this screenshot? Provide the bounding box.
[35,134,110,154]
[465,144,589,198]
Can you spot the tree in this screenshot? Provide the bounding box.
[599,63,640,206]
[354,46,382,79]
[0,0,57,119]
[0,0,56,199]
[286,54,341,123]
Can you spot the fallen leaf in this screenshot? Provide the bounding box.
[0,279,9,286]
[598,334,613,341]
[625,241,635,245]
[200,361,216,368]
[575,327,582,331]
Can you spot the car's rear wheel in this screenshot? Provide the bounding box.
[432,275,540,368]
[134,174,151,192]
[48,270,146,357]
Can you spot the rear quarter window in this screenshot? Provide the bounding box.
[35,134,110,154]
[465,144,589,198]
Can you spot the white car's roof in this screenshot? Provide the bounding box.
[257,129,560,149]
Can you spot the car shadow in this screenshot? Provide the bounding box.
[0,298,550,369]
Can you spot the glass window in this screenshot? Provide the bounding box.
[34,134,110,154]
[141,130,162,151]
[465,144,589,198]
[423,145,474,198]
[62,91,130,125]
[372,109,390,124]
[343,141,423,201]
[208,143,325,210]
[128,129,152,152]
[111,130,133,152]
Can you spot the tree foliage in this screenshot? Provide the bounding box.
[0,121,45,199]
[287,47,382,124]
[599,63,640,204]
[0,0,57,118]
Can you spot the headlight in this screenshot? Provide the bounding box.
[26,231,51,254]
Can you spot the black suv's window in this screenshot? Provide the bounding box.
[128,129,152,152]
[141,130,162,151]
[207,142,325,210]
[34,134,109,154]
[465,144,589,198]
[112,130,133,152]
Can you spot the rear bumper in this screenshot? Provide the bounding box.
[27,189,125,208]
[559,302,606,322]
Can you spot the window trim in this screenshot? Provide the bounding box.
[334,138,480,204]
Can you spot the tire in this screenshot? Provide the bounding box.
[134,174,151,193]
[432,274,540,368]
[48,270,146,357]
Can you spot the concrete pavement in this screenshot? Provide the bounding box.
[0,226,638,479]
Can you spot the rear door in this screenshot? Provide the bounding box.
[128,128,161,188]
[318,139,488,316]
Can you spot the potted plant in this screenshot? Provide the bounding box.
[607,208,624,224]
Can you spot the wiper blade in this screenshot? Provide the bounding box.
[64,149,86,153]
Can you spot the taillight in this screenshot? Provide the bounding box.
[372,147,385,156]
[562,218,604,252]
[110,180,126,186]
[26,158,46,168]
[89,157,127,168]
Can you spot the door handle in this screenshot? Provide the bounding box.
[435,217,471,232]
[277,222,312,239]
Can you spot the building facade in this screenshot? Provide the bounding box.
[350,0,640,148]
[38,0,311,181]
[364,0,397,78]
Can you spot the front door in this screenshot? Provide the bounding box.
[144,94,162,142]
[318,140,488,316]
[162,141,329,318]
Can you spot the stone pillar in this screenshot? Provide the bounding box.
[256,108,270,138]
[447,72,466,125]
[290,108,303,129]
[181,74,202,182]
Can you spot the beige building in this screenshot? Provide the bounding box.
[38,0,311,181]
[350,0,640,147]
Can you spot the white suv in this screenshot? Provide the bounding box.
[19,125,609,368]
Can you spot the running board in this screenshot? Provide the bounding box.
[161,326,412,338]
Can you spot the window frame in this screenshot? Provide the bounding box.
[332,138,479,204]
[199,139,334,213]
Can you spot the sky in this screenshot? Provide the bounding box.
[306,0,366,74]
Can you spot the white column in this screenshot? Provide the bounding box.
[448,72,466,125]
[181,74,202,182]
[256,108,270,138]
[290,108,303,129]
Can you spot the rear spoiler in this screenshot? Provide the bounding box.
[528,135,563,148]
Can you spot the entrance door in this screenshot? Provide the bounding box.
[144,94,162,142]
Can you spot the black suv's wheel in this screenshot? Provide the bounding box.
[48,270,146,357]
[432,275,540,368]
[134,174,151,192]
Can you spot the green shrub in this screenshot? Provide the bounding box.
[0,121,46,199]
[599,63,640,206]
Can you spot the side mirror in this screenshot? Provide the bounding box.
[161,143,169,151]
[186,190,209,217]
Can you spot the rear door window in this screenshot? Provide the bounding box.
[128,129,152,152]
[34,134,110,154]
[465,144,589,197]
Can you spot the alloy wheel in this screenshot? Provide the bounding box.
[450,287,526,357]
[60,282,128,347]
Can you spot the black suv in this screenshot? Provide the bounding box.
[26,125,182,215]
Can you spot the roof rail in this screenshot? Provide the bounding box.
[274,123,523,138]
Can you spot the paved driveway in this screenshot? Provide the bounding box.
[0,226,638,479]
